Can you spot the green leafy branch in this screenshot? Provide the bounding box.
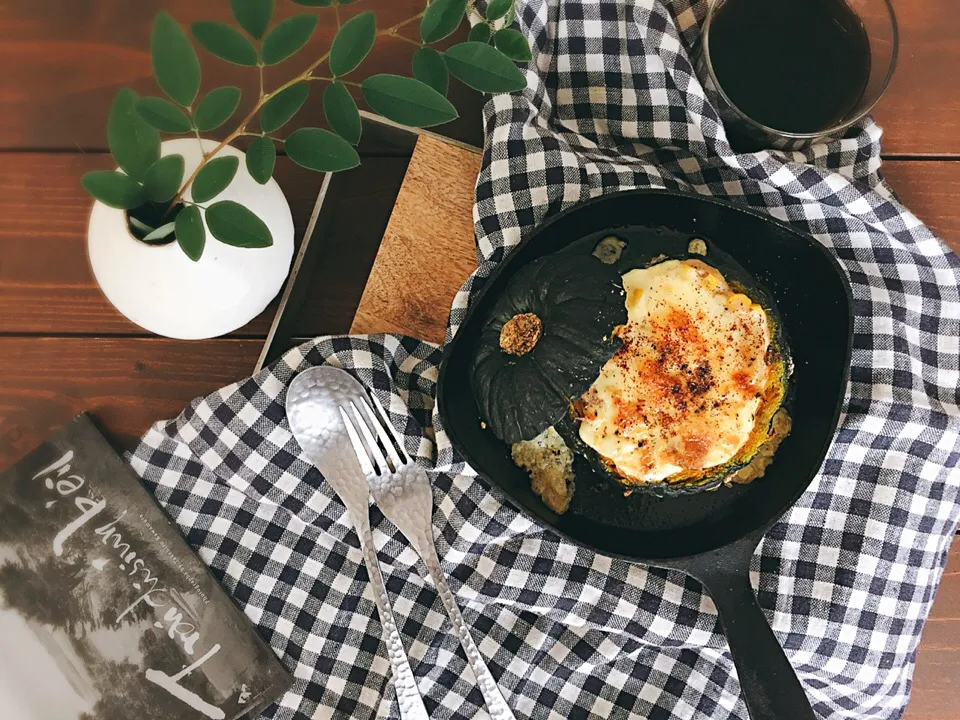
[82,0,530,262]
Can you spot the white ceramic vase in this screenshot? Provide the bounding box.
[87,138,295,340]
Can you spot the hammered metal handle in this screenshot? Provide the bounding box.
[352,511,430,720]
[412,530,515,720]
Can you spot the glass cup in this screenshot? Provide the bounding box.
[695,0,899,150]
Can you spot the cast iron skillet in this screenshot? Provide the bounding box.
[437,189,853,720]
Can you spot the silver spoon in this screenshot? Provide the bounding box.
[286,367,429,720]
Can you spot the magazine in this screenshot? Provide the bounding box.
[0,414,292,719]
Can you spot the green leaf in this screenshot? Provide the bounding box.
[486,0,513,21]
[206,200,273,248]
[191,156,240,203]
[260,82,309,133]
[468,23,491,44]
[82,171,146,209]
[151,12,201,106]
[412,47,449,96]
[108,88,160,180]
[291,0,331,5]
[231,0,273,39]
[175,205,206,261]
[192,21,259,66]
[443,42,526,93]
[135,97,192,133]
[361,74,458,128]
[285,127,360,172]
[504,0,517,27]
[261,14,318,65]
[194,86,243,132]
[329,11,376,77]
[142,221,177,243]
[323,82,361,145]
[245,136,276,184]
[129,215,155,234]
[493,28,531,63]
[142,154,185,202]
[420,0,467,44]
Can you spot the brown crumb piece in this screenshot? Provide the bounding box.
[592,235,627,264]
[726,409,792,485]
[511,427,575,514]
[499,313,543,356]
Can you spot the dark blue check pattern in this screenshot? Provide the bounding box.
[129,1,960,718]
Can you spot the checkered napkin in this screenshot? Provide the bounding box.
[128,0,960,718]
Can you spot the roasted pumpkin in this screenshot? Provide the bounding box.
[469,254,627,444]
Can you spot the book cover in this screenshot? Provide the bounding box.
[0,414,293,720]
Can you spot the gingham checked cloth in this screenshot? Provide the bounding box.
[128,0,960,718]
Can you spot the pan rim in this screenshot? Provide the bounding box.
[437,187,855,564]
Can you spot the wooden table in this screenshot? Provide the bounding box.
[0,1,957,717]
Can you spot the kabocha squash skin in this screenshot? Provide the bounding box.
[468,254,627,445]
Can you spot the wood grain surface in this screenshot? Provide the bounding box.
[350,135,483,341]
[882,161,960,241]
[1,0,957,153]
[904,544,960,720]
[873,0,960,156]
[0,337,261,466]
[0,0,484,151]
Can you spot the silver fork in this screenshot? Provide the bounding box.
[285,367,429,720]
[341,392,516,720]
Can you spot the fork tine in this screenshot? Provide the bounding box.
[357,396,405,470]
[340,406,376,476]
[350,401,393,474]
[369,392,411,462]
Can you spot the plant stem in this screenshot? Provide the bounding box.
[378,10,425,37]
[168,50,331,211]
[185,106,206,158]
[334,3,340,28]
[166,6,429,213]
[390,33,421,48]
[194,128,207,158]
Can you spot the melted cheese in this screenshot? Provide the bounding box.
[578,259,774,484]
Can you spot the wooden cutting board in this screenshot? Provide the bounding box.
[349,135,481,343]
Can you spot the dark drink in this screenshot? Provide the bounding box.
[707,0,872,135]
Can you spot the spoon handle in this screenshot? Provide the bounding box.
[350,508,430,720]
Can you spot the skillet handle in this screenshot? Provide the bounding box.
[685,537,817,720]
